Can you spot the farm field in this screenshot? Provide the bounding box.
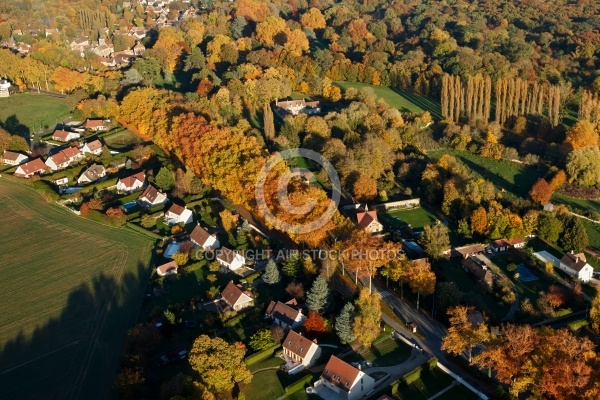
[0,178,153,400]
[0,93,70,133]
[427,148,544,198]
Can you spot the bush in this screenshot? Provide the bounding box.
[284,374,314,394]
[245,272,260,284]
[244,344,280,366]
[402,366,422,385]
[390,379,401,395]
[427,357,438,370]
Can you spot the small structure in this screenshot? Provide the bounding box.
[0,79,10,97]
[452,243,487,259]
[116,171,146,192]
[81,139,103,155]
[265,299,306,329]
[543,203,554,212]
[190,224,220,250]
[164,203,194,225]
[156,260,178,277]
[489,239,508,253]
[2,150,28,165]
[281,330,321,374]
[77,164,106,185]
[313,355,376,400]
[52,129,80,142]
[14,158,48,178]
[83,119,109,131]
[560,252,594,282]
[45,147,82,171]
[462,255,494,290]
[221,280,254,311]
[402,240,425,258]
[137,184,167,208]
[133,41,145,56]
[275,99,321,116]
[217,247,246,272]
[53,176,69,186]
[505,238,525,249]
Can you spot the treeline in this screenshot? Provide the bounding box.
[579,90,600,131]
[77,10,111,31]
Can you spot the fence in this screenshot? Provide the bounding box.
[374,198,421,211]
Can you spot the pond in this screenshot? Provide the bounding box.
[60,187,82,194]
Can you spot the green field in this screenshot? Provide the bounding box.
[334,82,442,118]
[0,178,153,400]
[383,207,438,231]
[0,93,70,133]
[552,193,600,214]
[244,357,312,400]
[395,366,478,400]
[102,129,143,150]
[428,149,544,198]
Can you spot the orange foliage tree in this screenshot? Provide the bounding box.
[303,310,328,340]
[529,178,552,204]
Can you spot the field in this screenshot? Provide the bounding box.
[0,93,70,133]
[427,149,544,198]
[334,81,442,118]
[383,207,438,231]
[244,356,313,400]
[552,193,600,213]
[0,178,154,400]
[102,129,143,150]
[394,366,478,400]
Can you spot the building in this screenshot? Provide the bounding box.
[543,203,554,212]
[217,247,246,271]
[489,239,508,253]
[505,238,525,249]
[83,119,109,131]
[0,79,10,97]
[156,261,178,277]
[190,224,220,250]
[402,240,425,258]
[221,281,254,311]
[265,299,306,329]
[2,150,28,165]
[452,244,486,259]
[462,255,494,290]
[45,147,82,171]
[53,176,69,186]
[52,129,80,142]
[346,205,384,234]
[164,203,194,225]
[116,171,146,192]
[14,158,48,178]
[560,252,594,282]
[137,184,167,208]
[81,139,103,155]
[313,355,376,400]
[275,99,321,116]
[77,164,106,185]
[281,330,321,374]
[133,41,145,56]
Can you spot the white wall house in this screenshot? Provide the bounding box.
[81,139,103,155]
[137,184,167,208]
[217,247,246,271]
[3,151,28,165]
[560,253,594,282]
[77,164,106,185]
[164,203,194,225]
[281,330,321,374]
[221,281,253,311]
[116,171,146,192]
[14,158,47,178]
[45,147,82,171]
[265,300,306,330]
[156,261,178,277]
[313,356,376,400]
[190,224,220,250]
[52,130,80,142]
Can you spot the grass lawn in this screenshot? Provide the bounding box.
[245,356,313,400]
[394,366,478,400]
[552,193,600,214]
[334,82,427,114]
[383,207,438,231]
[0,93,70,133]
[348,335,413,367]
[103,129,143,150]
[427,148,544,198]
[0,178,154,400]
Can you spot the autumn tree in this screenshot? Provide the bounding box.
[548,170,567,191]
[590,288,600,333]
[219,210,237,233]
[470,206,488,235]
[352,173,377,202]
[286,281,304,299]
[441,306,490,362]
[565,120,599,150]
[419,224,450,259]
[529,178,552,204]
[188,335,252,394]
[300,8,326,30]
[566,146,600,187]
[263,104,275,141]
[304,310,328,340]
[352,289,381,347]
[406,259,436,310]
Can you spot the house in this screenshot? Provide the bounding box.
[505,238,525,249]
[133,41,145,56]
[265,299,306,329]
[221,280,254,311]
[116,171,146,192]
[45,147,82,171]
[217,247,246,271]
[14,158,47,178]
[275,99,321,116]
[190,224,220,250]
[489,239,508,253]
[313,355,376,400]
[77,164,106,185]
[52,129,80,142]
[452,244,486,259]
[137,184,167,208]
[52,176,69,186]
[281,330,321,374]
[156,260,178,277]
[560,252,594,282]
[81,139,103,155]
[462,255,494,290]
[165,203,194,225]
[83,119,109,131]
[354,207,384,234]
[3,151,28,165]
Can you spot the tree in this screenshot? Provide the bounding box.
[352,173,378,202]
[263,104,275,141]
[163,309,176,325]
[188,335,252,394]
[590,288,600,333]
[469,206,488,235]
[537,214,563,244]
[172,252,189,266]
[300,8,326,30]
[419,224,450,259]
[548,170,567,191]
[335,302,356,344]
[406,259,436,310]
[529,178,552,204]
[155,167,175,191]
[559,216,589,253]
[249,329,274,352]
[303,256,317,276]
[282,252,302,280]
[131,144,155,162]
[262,259,281,284]
[436,282,463,315]
[304,310,328,340]
[219,210,237,233]
[441,306,490,362]
[565,120,599,150]
[566,146,600,187]
[286,281,304,299]
[353,289,381,347]
[306,275,329,313]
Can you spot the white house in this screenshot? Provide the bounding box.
[216,247,246,271]
[81,139,103,155]
[156,260,178,277]
[281,330,321,374]
[52,129,80,142]
[354,208,384,234]
[190,224,220,250]
[137,184,167,208]
[45,147,82,171]
[77,164,106,185]
[14,158,48,178]
[3,150,28,165]
[164,203,194,225]
[83,119,109,131]
[117,171,146,192]
[275,99,321,116]
[265,299,306,329]
[560,252,594,282]
[221,281,253,311]
[313,356,376,400]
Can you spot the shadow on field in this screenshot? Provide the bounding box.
[0,263,150,400]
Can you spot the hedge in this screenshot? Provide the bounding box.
[390,379,401,395]
[244,344,280,366]
[402,365,422,385]
[245,272,261,284]
[284,374,314,394]
[427,357,438,370]
[126,222,163,239]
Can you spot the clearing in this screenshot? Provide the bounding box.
[0,93,70,133]
[0,178,153,400]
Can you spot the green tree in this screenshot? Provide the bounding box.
[352,289,381,347]
[282,252,302,280]
[155,167,175,191]
[236,229,249,250]
[163,309,176,325]
[537,214,563,244]
[141,214,156,228]
[419,224,451,259]
[436,282,463,315]
[188,335,252,394]
[306,275,329,313]
[559,217,589,253]
[249,329,274,352]
[262,259,281,285]
[132,56,162,86]
[566,146,600,187]
[590,288,600,333]
[335,302,356,344]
